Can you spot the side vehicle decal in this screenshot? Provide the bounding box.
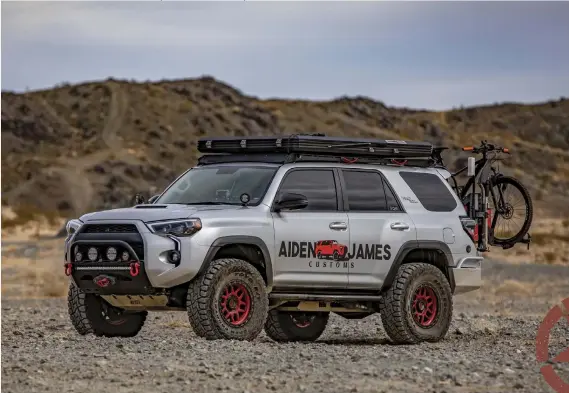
[278,240,392,268]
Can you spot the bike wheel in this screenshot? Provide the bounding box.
[489,176,533,246]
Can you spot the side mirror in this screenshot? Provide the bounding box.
[133,193,146,205]
[274,192,308,212]
[147,195,160,204]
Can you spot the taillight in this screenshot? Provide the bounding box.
[460,216,476,242]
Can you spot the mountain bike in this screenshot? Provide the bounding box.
[438,141,533,252]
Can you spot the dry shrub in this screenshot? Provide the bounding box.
[543,251,557,264]
[494,280,534,297]
[2,240,68,299]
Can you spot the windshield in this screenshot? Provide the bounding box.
[156,165,278,206]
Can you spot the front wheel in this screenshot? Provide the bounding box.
[67,284,147,337]
[264,311,329,342]
[489,175,533,246]
[186,258,269,341]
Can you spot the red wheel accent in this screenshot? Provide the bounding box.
[411,285,438,327]
[64,263,72,276]
[219,283,252,326]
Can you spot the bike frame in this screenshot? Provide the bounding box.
[448,152,507,251]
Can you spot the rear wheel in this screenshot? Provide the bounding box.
[186,258,268,341]
[264,311,329,342]
[379,263,452,344]
[67,284,147,337]
[489,176,533,246]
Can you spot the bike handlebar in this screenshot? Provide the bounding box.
[462,140,510,155]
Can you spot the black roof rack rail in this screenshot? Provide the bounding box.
[197,134,434,159]
[197,153,437,168]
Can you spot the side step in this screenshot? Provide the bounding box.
[269,293,383,302]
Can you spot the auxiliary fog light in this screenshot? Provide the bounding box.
[168,250,181,265]
[88,247,98,262]
[106,247,117,261]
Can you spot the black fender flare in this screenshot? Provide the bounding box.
[201,236,274,290]
[380,240,456,294]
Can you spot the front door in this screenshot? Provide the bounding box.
[338,169,417,290]
[271,168,350,289]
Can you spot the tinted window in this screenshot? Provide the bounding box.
[342,170,387,211]
[278,169,337,211]
[383,181,402,212]
[399,171,457,212]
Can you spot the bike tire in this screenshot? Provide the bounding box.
[489,176,533,246]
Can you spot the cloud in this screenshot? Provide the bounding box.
[2,1,568,110]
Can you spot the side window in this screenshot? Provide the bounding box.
[383,179,402,212]
[342,170,388,211]
[399,171,458,212]
[278,169,338,211]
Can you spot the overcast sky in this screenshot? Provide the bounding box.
[2,1,569,110]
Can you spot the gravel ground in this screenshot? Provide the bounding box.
[2,261,568,393]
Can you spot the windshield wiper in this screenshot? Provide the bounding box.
[182,202,240,206]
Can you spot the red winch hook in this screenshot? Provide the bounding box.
[129,262,140,277]
[64,263,72,276]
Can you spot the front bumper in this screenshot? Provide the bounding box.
[65,220,211,291]
[452,257,483,295]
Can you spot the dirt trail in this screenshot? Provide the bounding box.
[5,84,133,219]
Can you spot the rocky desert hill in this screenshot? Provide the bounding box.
[2,76,569,225]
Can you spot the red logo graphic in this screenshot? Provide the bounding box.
[536,297,569,393]
[315,240,348,260]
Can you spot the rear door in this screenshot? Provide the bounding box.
[271,168,350,289]
[339,168,417,290]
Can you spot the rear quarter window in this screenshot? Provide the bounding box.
[399,171,457,212]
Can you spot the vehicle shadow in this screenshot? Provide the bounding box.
[316,338,399,346]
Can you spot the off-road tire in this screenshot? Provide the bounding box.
[67,283,147,337]
[379,263,453,345]
[186,258,269,341]
[264,311,329,342]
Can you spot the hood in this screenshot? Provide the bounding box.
[79,204,241,223]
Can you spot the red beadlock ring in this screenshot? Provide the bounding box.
[129,262,140,277]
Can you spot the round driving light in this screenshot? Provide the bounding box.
[121,251,130,261]
[75,252,83,262]
[169,250,181,264]
[87,247,98,261]
[74,245,79,255]
[106,247,117,261]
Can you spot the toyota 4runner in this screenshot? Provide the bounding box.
[64,135,484,344]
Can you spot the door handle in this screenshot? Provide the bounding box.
[390,222,410,231]
[329,222,348,231]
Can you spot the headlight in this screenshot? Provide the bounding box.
[148,219,202,237]
[65,219,83,236]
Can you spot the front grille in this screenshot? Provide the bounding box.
[73,223,145,261]
[82,224,138,233]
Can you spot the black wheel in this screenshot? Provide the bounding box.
[379,263,452,345]
[67,283,147,337]
[186,258,268,341]
[489,175,533,246]
[264,311,329,342]
[333,251,339,260]
[317,252,322,259]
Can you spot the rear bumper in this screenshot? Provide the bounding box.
[452,257,483,295]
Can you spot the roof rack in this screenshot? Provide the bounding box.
[197,153,437,168]
[197,134,434,159]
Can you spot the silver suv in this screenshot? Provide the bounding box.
[64,135,482,344]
